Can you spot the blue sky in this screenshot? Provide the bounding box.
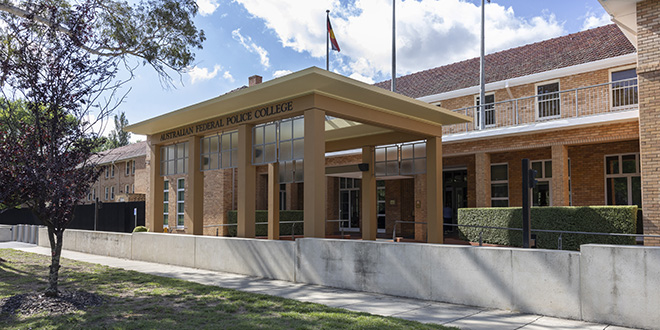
[117,0,612,142]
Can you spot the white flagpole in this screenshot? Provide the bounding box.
[326,10,330,71]
[479,0,486,130]
[391,0,396,92]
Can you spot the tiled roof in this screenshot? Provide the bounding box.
[374,24,636,99]
[92,141,147,165]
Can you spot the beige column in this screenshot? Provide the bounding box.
[237,124,256,238]
[637,0,660,245]
[268,162,280,240]
[361,146,377,240]
[426,137,443,244]
[186,135,204,235]
[551,145,570,206]
[475,152,491,207]
[147,139,164,232]
[303,109,326,238]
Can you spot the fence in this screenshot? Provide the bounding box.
[443,78,638,135]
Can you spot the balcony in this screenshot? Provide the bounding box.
[442,77,638,136]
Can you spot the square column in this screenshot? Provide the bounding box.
[475,152,491,207]
[361,146,377,240]
[551,144,570,206]
[238,124,256,238]
[426,137,443,244]
[268,162,280,240]
[187,135,204,235]
[303,109,326,238]
[147,139,164,231]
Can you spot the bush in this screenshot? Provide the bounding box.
[132,226,148,233]
[226,210,304,237]
[458,206,637,250]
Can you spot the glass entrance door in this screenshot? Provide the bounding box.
[443,169,468,231]
[339,178,360,230]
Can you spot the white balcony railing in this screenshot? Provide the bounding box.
[443,78,638,135]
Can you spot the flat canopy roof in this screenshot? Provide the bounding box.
[126,67,470,144]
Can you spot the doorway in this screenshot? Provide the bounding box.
[339,178,360,230]
[444,169,468,231]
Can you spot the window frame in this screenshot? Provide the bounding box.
[474,92,496,128]
[252,122,279,165]
[125,160,131,176]
[177,178,185,229]
[604,153,641,206]
[201,135,220,171]
[160,142,189,176]
[110,186,115,200]
[531,159,553,207]
[609,65,638,110]
[111,164,115,177]
[104,187,109,200]
[535,80,561,120]
[490,163,509,207]
[163,180,169,228]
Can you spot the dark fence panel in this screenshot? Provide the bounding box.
[0,201,145,233]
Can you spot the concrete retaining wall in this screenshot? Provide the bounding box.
[0,225,12,242]
[28,229,659,328]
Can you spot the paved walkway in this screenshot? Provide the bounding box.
[1,242,637,330]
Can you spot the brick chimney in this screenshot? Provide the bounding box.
[248,75,263,87]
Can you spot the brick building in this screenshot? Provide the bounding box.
[85,141,148,204]
[127,1,660,245]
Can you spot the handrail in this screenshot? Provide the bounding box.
[392,220,427,242]
[326,219,347,239]
[203,220,304,239]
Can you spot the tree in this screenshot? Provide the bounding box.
[104,112,130,150]
[0,0,205,297]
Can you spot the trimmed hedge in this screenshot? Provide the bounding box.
[132,226,148,233]
[227,210,304,237]
[458,206,637,250]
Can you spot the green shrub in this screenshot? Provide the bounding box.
[132,226,148,233]
[226,210,304,237]
[457,206,637,250]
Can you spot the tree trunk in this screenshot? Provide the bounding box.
[45,225,63,297]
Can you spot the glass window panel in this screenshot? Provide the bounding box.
[491,199,509,207]
[622,155,636,173]
[294,160,304,182]
[293,118,304,138]
[386,147,397,161]
[163,203,168,211]
[178,179,185,189]
[414,159,426,174]
[221,151,231,168]
[167,160,176,175]
[606,156,620,175]
[254,126,264,144]
[202,137,210,154]
[209,154,219,169]
[346,178,353,189]
[491,183,508,198]
[167,145,175,161]
[265,144,276,163]
[531,161,542,177]
[161,147,166,161]
[491,164,508,181]
[201,156,210,170]
[401,145,413,159]
[163,191,169,201]
[375,148,386,162]
[210,136,219,153]
[545,161,552,178]
[293,139,304,160]
[375,162,386,176]
[386,161,398,175]
[177,143,185,159]
[606,177,628,205]
[280,120,292,140]
[265,124,277,144]
[254,146,264,164]
[532,181,550,206]
[163,214,168,225]
[176,159,184,173]
[280,141,292,161]
[632,176,642,208]
[340,177,346,189]
[230,132,238,149]
[178,215,184,226]
[178,203,184,213]
[612,68,637,81]
[400,159,413,174]
[231,150,238,168]
[414,143,426,157]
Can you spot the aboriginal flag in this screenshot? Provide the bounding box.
[327,17,340,52]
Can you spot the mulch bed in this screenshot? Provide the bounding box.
[0,290,103,317]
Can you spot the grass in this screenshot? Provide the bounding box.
[0,249,456,330]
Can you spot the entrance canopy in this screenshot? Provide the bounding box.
[126,67,470,150]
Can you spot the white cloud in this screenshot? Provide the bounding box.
[232,29,271,69]
[581,11,611,31]
[235,0,565,82]
[188,65,221,84]
[223,71,235,83]
[196,0,220,16]
[273,70,293,78]
[349,72,374,84]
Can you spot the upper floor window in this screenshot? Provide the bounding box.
[160,142,189,175]
[611,68,638,108]
[111,164,115,177]
[475,93,495,128]
[537,82,560,119]
[125,160,131,175]
[104,166,109,178]
[132,159,136,174]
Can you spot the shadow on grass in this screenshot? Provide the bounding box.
[0,249,455,330]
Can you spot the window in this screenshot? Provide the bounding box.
[92,188,96,201]
[339,178,361,230]
[126,160,131,175]
[400,142,426,175]
[375,145,399,177]
[163,180,169,228]
[531,160,552,206]
[605,154,641,207]
[475,93,495,128]
[220,131,238,169]
[177,178,185,228]
[279,159,303,183]
[253,122,278,165]
[124,184,130,194]
[279,117,304,161]
[104,166,109,178]
[104,187,109,200]
[537,82,560,119]
[279,183,286,210]
[87,191,92,201]
[491,164,508,207]
[132,160,136,174]
[160,142,189,175]
[132,184,135,194]
[201,135,220,170]
[110,186,115,200]
[611,68,638,108]
[111,165,115,177]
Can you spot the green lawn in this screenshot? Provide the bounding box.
[0,249,456,329]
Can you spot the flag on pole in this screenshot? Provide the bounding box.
[327,16,341,52]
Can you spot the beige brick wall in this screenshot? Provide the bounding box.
[85,156,146,204]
